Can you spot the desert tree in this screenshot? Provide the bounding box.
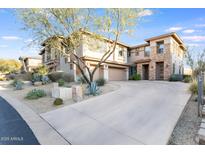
[185,47,205,78]
[17,8,147,85]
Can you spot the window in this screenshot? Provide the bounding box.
[119,50,123,57]
[144,46,151,57]
[47,51,51,61]
[127,50,131,57]
[70,63,73,70]
[157,41,164,54]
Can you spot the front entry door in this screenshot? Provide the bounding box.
[156,62,164,80]
[142,64,149,80]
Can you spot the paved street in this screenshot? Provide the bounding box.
[0,96,39,145]
[41,81,191,145]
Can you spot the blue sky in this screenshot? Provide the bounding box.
[0,8,205,60]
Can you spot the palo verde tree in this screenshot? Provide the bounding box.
[17,8,148,85]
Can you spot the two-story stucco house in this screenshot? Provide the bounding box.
[39,31,186,81]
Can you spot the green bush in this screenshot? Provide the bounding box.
[169,74,183,81]
[96,78,106,86]
[48,71,74,82]
[53,98,63,106]
[130,73,141,80]
[184,76,192,83]
[25,89,46,100]
[31,73,42,83]
[33,65,48,76]
[11,79,24,87]
[189,80,205,95]
[41,75,50,85]
[58,79,65,87]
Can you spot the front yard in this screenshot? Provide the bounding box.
[0,81,120,114]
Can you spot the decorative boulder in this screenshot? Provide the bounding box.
[72,85,83,102]
[51,87,72,100]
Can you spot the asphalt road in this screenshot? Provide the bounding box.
[0,96,39,145]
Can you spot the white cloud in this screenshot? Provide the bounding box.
[182,29,195,34]
[165,26,183,32]
[187,43,200,47]
[24,39,33,43]
[182,35,205,42]
[138,9,153,17]
[0,45,8,48]
[1,36,22,40]
[195,24,205,27]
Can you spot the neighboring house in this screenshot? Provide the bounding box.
[39,31,186,81]
[184,67,193,76]
[20,56,42,72]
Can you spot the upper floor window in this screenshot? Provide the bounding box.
[157,41,164,54]
[119,50,123,57]
[127,50,131,57]
[144,46,151,57]
[47,51,51,61]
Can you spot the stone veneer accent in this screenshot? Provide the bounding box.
[137,43,172,80]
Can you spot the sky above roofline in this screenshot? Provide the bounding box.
[0,8,205,60]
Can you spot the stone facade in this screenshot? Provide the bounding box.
[129,35,185,80]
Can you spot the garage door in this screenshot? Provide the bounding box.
[108,67,126,81]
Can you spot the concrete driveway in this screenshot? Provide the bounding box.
[41,81,191,145]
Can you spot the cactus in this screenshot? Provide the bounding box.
[86,82,100,96]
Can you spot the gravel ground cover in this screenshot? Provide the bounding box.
[0,81,120,114]
[169,95,202,145]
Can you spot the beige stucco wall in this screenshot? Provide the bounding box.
[81,34,128,64]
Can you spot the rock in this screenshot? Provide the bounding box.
[51,87,72,100]
[72,85,83,102]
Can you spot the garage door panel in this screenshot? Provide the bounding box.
[109,67,126,81]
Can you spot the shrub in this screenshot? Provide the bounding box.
[184,76,192,83]
[169,74,183,82]
[15,81,24,90]
[58,79,65,87]
[11,79,23,86]
[33,65,48,76]
[189,80,198,94]
[41,75,50,85]
[189,80,205,95]
[0,76,6,81]
[31,73,42,83]
[11,79,24,90]
[96,78,106,86]
[48,71,74,82]
[130,73,141,80]
[53,98,63,106]
[25,89,46,99]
